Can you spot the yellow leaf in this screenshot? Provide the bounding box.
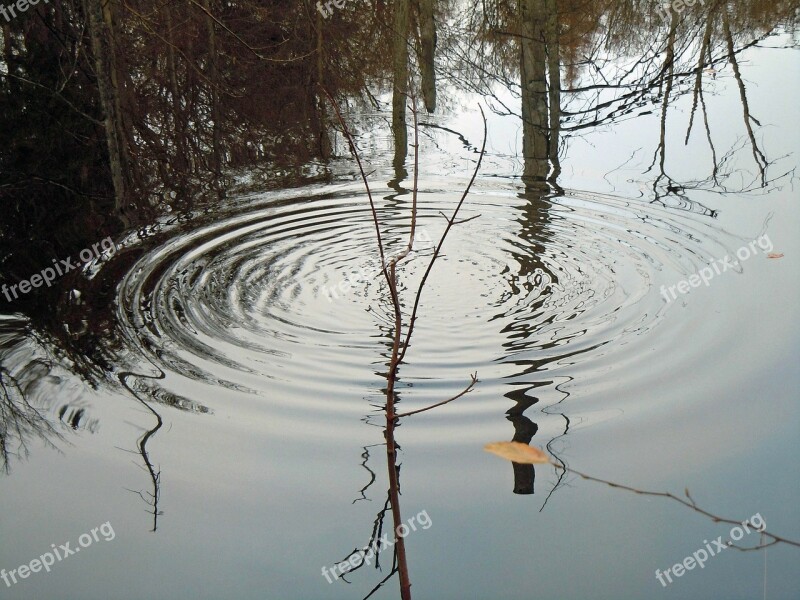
[483,441,550,464]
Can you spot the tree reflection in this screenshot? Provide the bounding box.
[435,0,795,197]
[0,364,63,474]
[123,384,163,533]
[2,0,798,594]
[505,389,540,494]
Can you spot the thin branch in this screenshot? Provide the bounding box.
[397,106,488,366]
[0,70,104,125]
[438,211,482,225]
[322,88,392,294]
[323,94,488,600]
[184,0,313,63]
[395,373,478,418]
[551,462,800,550]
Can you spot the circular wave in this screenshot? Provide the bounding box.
[112,182,743,439]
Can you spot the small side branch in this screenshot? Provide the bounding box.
[555,463,800,550]
[395,373,478,419]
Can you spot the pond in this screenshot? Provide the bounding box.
[1,2,798,599]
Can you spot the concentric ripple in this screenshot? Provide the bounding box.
[113,181,745,439]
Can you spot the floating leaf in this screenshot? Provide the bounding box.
[767,253,784,259]
[484,441,550,464]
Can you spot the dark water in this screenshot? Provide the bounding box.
[2,17,799,600]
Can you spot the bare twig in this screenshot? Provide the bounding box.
[183,0,313,63]
[551,461,800,550]
[397,106,488,367]
[395,373,478,418]
[322,87,392,295]
[322,91,487,600]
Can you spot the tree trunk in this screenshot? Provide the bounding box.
[520,0,549,191]
[201,0,222,194]
[84,0,131,220]
[314,3,332,159]
[165,5,188,180]
[418,0,436,113]
[392,0,409,167]
[545,0,560,181]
